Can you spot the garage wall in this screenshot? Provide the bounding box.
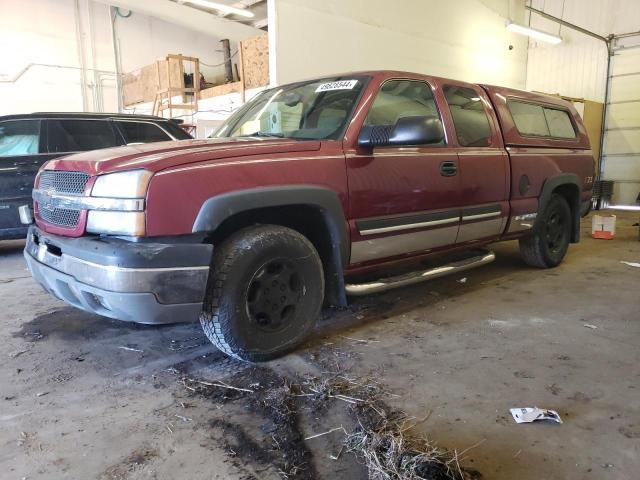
[269,0,529,88]
[526,0,640,102]
[0,0,226,115]
[525,0,640,204]
[113,11,228,83]
[525,0,611,102]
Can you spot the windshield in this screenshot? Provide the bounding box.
[214,76,369,140]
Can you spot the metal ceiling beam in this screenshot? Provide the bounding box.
[252,18,268,29]
[93,0,261,41]
[219,0,264,18]
[525,5,608,43]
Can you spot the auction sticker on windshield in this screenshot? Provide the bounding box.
[315,80,358,92]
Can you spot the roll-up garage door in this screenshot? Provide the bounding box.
[601,34,640,205]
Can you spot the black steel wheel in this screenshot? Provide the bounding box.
[200,225,324,362]
[246,259,304,333]
[519,194,572,268]
[545,208,568,255]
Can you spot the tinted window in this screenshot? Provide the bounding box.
[163,122,193,140]
[0,120,41,156]
[47,119,119,153]
[507,101,549,136]
[444,86,492,147]
[543,108,576,138]
[117,121,172,144]
[364,80,439,127]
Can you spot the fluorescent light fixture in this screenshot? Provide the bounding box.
[507,22,562,45]
[182,0,255,18]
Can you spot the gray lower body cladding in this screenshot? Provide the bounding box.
[24,226,212,324]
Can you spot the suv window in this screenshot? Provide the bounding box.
[508,100,576,139]
[117,121,172,144]
[46,119,119,153]
[364,80,440,127]
[443,86,492,147]
[0,119,41,156]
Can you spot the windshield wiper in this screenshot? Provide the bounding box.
[239,131,285,138]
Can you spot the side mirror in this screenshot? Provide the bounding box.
[358,115,444,148]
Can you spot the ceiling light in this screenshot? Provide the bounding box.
[182,0,255,18]
[507,22,562,45]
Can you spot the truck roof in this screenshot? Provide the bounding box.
[290,70,573,109]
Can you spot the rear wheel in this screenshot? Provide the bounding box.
[200,225,324,362]
[519,194,572,268]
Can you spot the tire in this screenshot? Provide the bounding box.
[519,194,572,268]
[200,225,324,362]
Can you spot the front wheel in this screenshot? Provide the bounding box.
[519,194,572,268]
[200,225,324,362]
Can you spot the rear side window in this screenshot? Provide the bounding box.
[117,121,173,144]
[508,100,576,139]
[443,86,492,147]
[47,119,119,153]
[543,108,576,138]
[0,120,41,156]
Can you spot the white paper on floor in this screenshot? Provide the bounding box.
[510,407,563,424]
[620,261,640,268]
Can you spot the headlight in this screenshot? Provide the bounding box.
[87,170,152,236]
[87,211,146,236]
[91,170,152,198]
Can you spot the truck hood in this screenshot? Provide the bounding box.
[43,137,322,175]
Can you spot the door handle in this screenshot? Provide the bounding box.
[440,161,457,177]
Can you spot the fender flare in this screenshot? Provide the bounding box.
[192,186,349,306]
[536,174,581,243]
[192,185,348,261]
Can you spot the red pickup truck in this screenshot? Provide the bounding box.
[24,71,594,361]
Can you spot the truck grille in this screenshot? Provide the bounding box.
[37,171,89,228]
[39,207,81,228]
[39,171,90,195]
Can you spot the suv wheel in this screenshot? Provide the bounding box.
[200,225,324,362]
[519,194,572,268]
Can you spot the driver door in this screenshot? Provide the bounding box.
[345,79,461,265]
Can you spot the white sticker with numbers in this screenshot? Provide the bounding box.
[315,80,358,92]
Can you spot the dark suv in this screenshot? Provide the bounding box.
[0,113,192,240]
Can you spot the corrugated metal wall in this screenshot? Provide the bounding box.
[525,0,612,102]
[525,0,640,204]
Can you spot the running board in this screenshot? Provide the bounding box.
[345,250,496,296]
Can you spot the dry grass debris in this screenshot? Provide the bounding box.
[178,368,481,480]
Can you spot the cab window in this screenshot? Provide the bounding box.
[0,120,41,156]
[364,80,440,128]
[443,86,492,147]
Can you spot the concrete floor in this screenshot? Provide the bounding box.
[1,211,639,479]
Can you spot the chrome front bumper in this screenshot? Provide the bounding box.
[24,227,212,324]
